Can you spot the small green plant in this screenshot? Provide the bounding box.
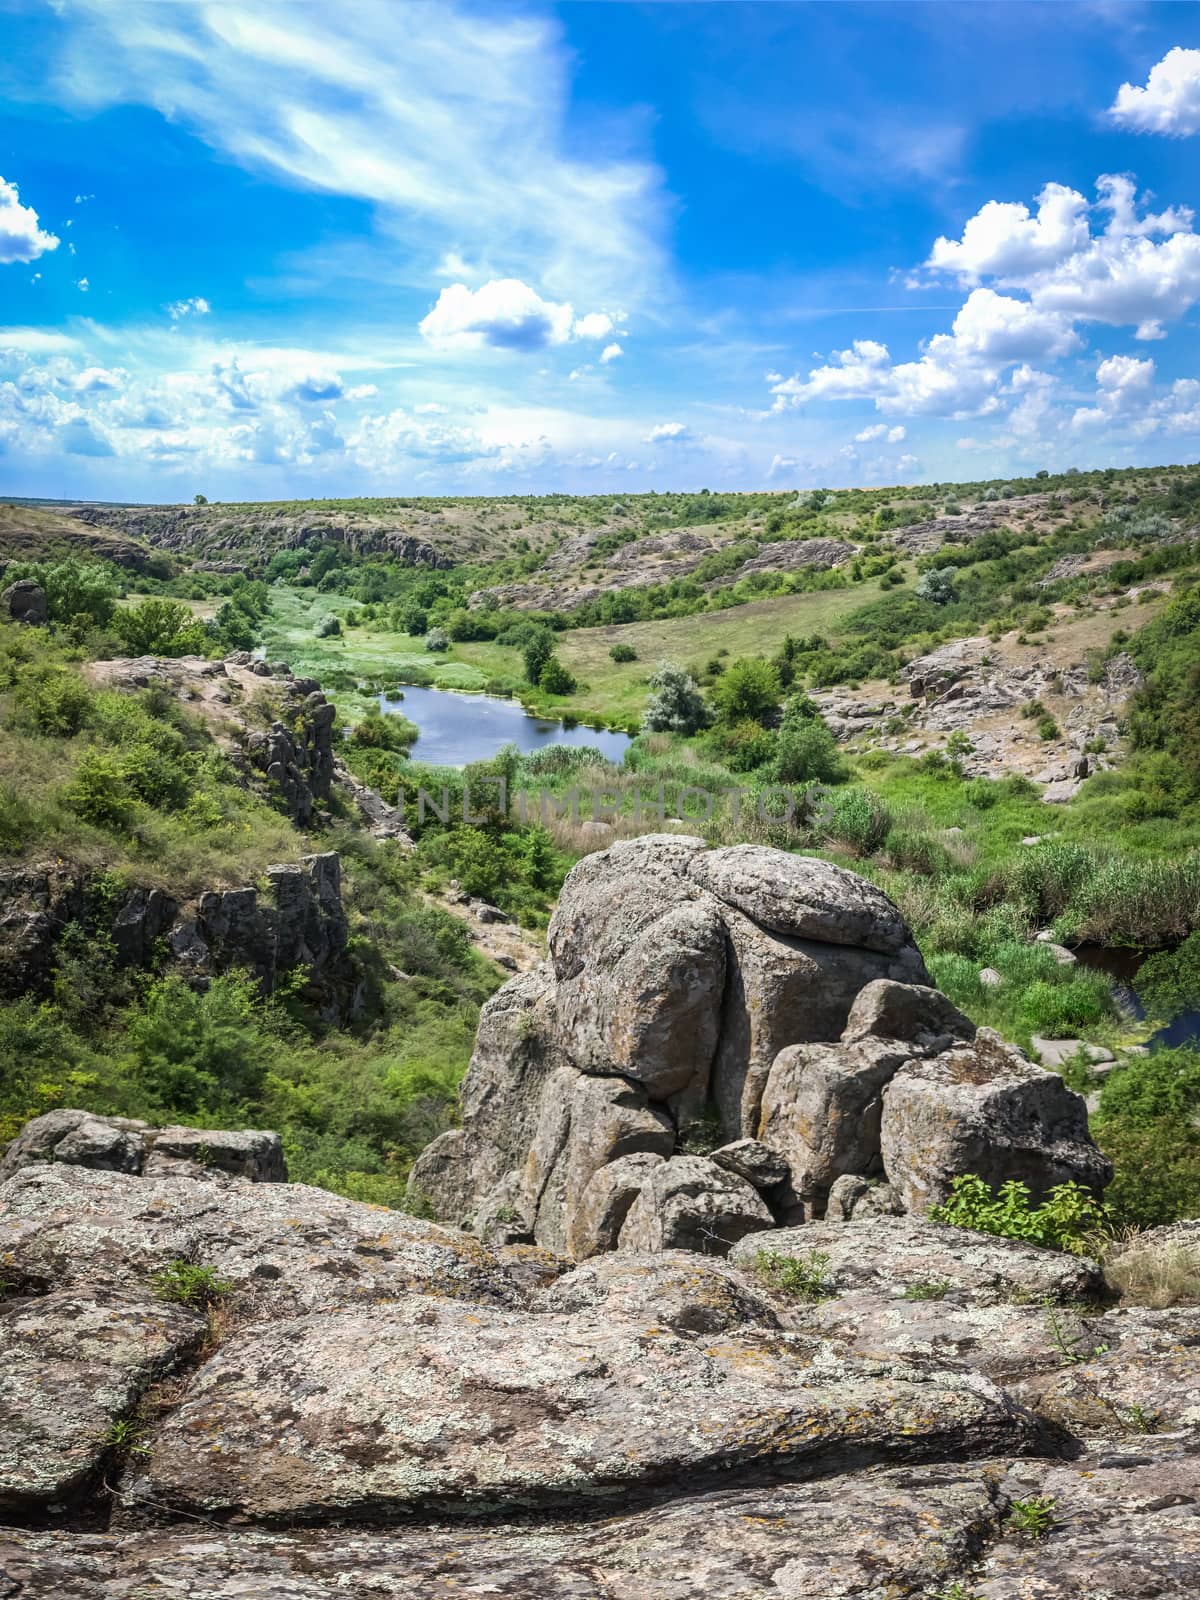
[1043,1302,1109,1366]
[1006,1495,1058,1538]
[755,1247,834,1302]
[102,1417,151,1456]
[609,643,638,663]
[1119,1402,1161,1434]
[152,1260,233,1307]
[903,1278,953,1301]
[931,1175,1111,1254]
[927,1585,986,1600]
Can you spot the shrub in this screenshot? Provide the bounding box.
[773,704,846,785]
[113,598,207,656]
[641,662,709,734]
[538,655,577,695]
[930,1175,1110,1253]
[152,1260,233,1307]
[315,615,342,638]
[1136,932,1200,1021]
[755,1247,833,1301]
[64,751,135,829]
[521,625,555,683]
[711,657,781,726]
[609,643,638,663]
[14,667,94,736]
[915,567,958,604]
[820,786,892,856]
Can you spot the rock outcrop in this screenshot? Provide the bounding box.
[0,851,351,1007]
[0,578,46,625]
[0,1113,1194,1596]
[411,838,1107,1256]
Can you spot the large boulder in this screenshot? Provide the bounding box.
[617,1154,773,1256]
[414,838,936,1253]
[880,1028,1112,1211]
[1,579,47,625]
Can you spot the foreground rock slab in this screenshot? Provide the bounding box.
[0,1463,1009,1598]
[135,1296,1032,1521]
[0,1164,526,1313]
[0,1288,203,1512]
[729,1215,1102,1306]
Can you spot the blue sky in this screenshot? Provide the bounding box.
[2,1,1200,501]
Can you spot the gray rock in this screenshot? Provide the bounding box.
[534,1249,783,1334]
[1018,1306,1200,1434]
[133,1296,1032,1521]
[979,966,1004,988]
[729,1215,1102,1306]
[519,1066,675,1255]
[687,843,913,953]
[0,1108,146,1185]
[618,1154,773,1256]
[1,578,47,625]
[0,1463,1018,1598]
[1032,1035,1114,1070]
[0,1287,204,1511]
[567,1150,668,1259]
[759,1037,912,1217]
[708,1137,790,1191]
[142,1126,286,1182]
[0,1163,527,1314]
[880,1028,1111,1212]
[842,978,975,1047]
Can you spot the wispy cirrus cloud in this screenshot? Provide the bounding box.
[52,0,667,310]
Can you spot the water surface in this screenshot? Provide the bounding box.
[380,683,630,768]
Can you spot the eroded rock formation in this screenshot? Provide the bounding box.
[410,837,1107,1257]
[0,1109,1194,1596]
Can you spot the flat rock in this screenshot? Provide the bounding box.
[0,1462,1009,1597]
[1018,1307,1200,1434]
[135,1296,1032,1520]
[0,1109,146,1184]
[534,1250,783,1334]
[0,1287,204,1511]
[0,1164,526,1313]
[980,1439,1200,1598]
[729,1215,1102,1306]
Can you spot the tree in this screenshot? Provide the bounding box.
[915,566,958,605]
[424,626,449,652]
[538,655,576,695]
[194,493,208,505]
[641,662,709,734]
[315,614,342,638]
[113,598,207,656]
[9,558,117,629]
[773,701,846,785]
[522,624,555,685]
[711,657,780,726]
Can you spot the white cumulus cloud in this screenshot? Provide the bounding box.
[0,177,59,265]
[420,279,576,352]
[854,423,907,443]
[645,421,689,443]
[1111,47,1200,137]
[167,296,211,319]
[599,342,623,364]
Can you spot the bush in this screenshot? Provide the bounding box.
[915,567,958,605]
[113,598,207,657]
[931,1174,1109,1253]
[64,751,135,829]
[521,625,555,683]
[609,643,638,663]
[13,666,94,737]
[641,662,709,734]
[315,615,342,638]
[820,786,892,856]
[538,655,577,695]
[773,715,846,785]
[1136,933,1200,1021]
[711,657,781,726]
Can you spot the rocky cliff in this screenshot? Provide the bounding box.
[0,841,1194,1597]
[410,837,1107,1256]
[0,850,350,1008]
